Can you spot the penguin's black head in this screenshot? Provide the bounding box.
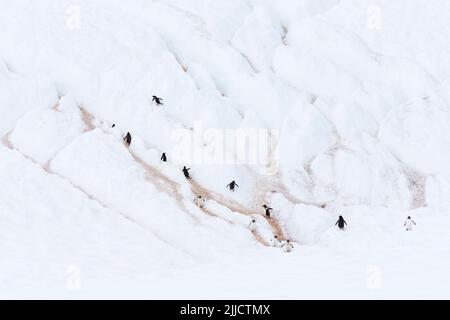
[407,216,411,219]
[286,240,290,243]
[274,235,278,238]
[252,219,255,222]
[339,215,343,219]
[112,124,115,128]
[263,205,267,208]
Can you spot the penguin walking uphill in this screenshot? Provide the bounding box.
[227,180,239,192]
[152,95,163,106]
[263,205,274,219]
[182,166,191,180]
[282,240,294,253]
[124,132,132,147]
[161,153,167,162]
[335,215,347,230]
[248,218,257,233]
[270,235,281,248]
[194,195,205,209]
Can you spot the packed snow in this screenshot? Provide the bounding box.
[1,0,450,299]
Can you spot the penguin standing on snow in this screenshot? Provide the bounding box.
[404,216,416,231]
[124,132,132,146]
[263,205,273,219]
[248,219,257,233]
[152,95,163,106]
[270,235,281,248]
[182,166,191,179]
[161,153,167,162]
[194,196,205,209]
[112,124,116,128]
[335,215,347,230]
[282,240,294,253]
[227,180,239,192]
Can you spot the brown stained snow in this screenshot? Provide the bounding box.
[51,104,60,112]
[189,179,278,244]
[2,132,14,150]
[129,150,202,224]
[131,150,271,246]
[78,108,201,222]
[80,106,95,132]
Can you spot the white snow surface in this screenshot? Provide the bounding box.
[1,0,450,299]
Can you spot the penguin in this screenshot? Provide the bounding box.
[263,205,273,219]
[152,95,163,105]
[282,240,294,253]
[112,124,116,128]
[124,132,132,146]
[248,219,257,233]
[182,166,191,179]
[404,216,416,231]
[194,196,205,209]
[161,153,167,162]
[226,180,239,191]
[335,215,347,230]
[270,235,281,248]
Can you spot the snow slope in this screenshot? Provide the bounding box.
[1,0,450,298]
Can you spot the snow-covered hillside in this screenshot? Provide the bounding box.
[1,0,450,299]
